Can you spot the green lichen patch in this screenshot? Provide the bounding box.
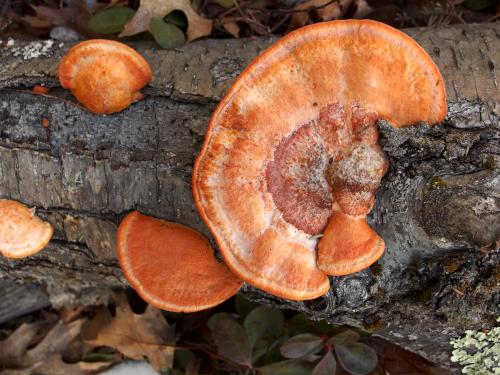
[450,317,500,374]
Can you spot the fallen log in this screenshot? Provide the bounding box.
[0,22,498,369]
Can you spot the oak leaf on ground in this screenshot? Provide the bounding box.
[0,319,86,370]
[23,0,95,36]
[82,294,176,371]
[290,0,354,28]
[119,0,213,42]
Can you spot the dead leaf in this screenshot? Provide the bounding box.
[119,0,213,42]
[83,293,176,371]
[21,15,52,29]
[290,0,354,29]
[0,319,85,369]
[0,322,40,368]
[22,1,95,36]
[186,355,202,375]
[26,319,85,366]
[106,0,129,8]
[1,355,112,375]
[353,0,373,18]
[222,20,240,38]
[58,305,85,323]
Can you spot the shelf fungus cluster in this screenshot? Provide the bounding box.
[58,39,152,114]
[0,199,53,259]
[192,19,447,301]
[13,20,447,312]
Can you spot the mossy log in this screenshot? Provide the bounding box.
[0,23,499,370]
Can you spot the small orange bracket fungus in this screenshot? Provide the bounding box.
[0,199,53,259]
[117,211,243,312]
[193,20,447,300]
[58,39,152,114]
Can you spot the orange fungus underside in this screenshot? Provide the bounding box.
[58,39,152,114]
[193,20,447,299]
[117,211,243,312]
[0,199,53,259]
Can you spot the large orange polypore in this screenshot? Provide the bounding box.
[193,20,446,300]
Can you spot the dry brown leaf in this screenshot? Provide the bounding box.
[0,319,84,369]
[58,305,85,323]
[22,1,94,36]
[1,355,112,375]
[290,0,354,29]
[119,0,213,42]
[21,15,53,29]
[106,0,129,8]
[223,20,240,38]
[83,294,176,371]
[353,0,373,18]
[0,322,40,368]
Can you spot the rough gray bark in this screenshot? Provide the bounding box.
[0,23,499,370]
[0,279,50,325]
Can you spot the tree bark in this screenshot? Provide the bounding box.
[0,23,498,370]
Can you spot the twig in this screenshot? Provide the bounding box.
[486,12,500,22]
[254,0,339,14]
[451,287,464,297]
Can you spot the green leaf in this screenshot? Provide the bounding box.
[211,315,252,367]
[262,337,286,365]
[289,314,332,336]
[329,329,360,346]
[164,11,188,29]
[174,349,194,371]
[150,17,186,49]
[312,351,336,375]
[215,0,235,8]
[252,339,270,364]
[335,343,378,375]
[244,306,284,348]
[252,335,288,366]
[163,369,184,375]
[207,312,236,331]
[258,359,313,375]
[302,353,322,362]
[464,0,494,10]
[81,352,116,362]
[280,334,322,359]
[88,7,135,34]
[235,295,258,318]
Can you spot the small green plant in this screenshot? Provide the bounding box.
[201,295,378,375]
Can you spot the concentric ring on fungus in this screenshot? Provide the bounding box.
[193,20,447,300]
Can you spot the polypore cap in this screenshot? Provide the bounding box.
[117,211,243,312]
[58,39,152,114]
[0,199,53,259]
[193,19,447,298]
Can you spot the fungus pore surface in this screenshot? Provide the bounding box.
[117,211,243,312]
[193,20,446,300]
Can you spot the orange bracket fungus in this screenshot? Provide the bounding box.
[193,20,447,300]
[117,211,243,312]
[0,199,53,259]
[59,39,152,114]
